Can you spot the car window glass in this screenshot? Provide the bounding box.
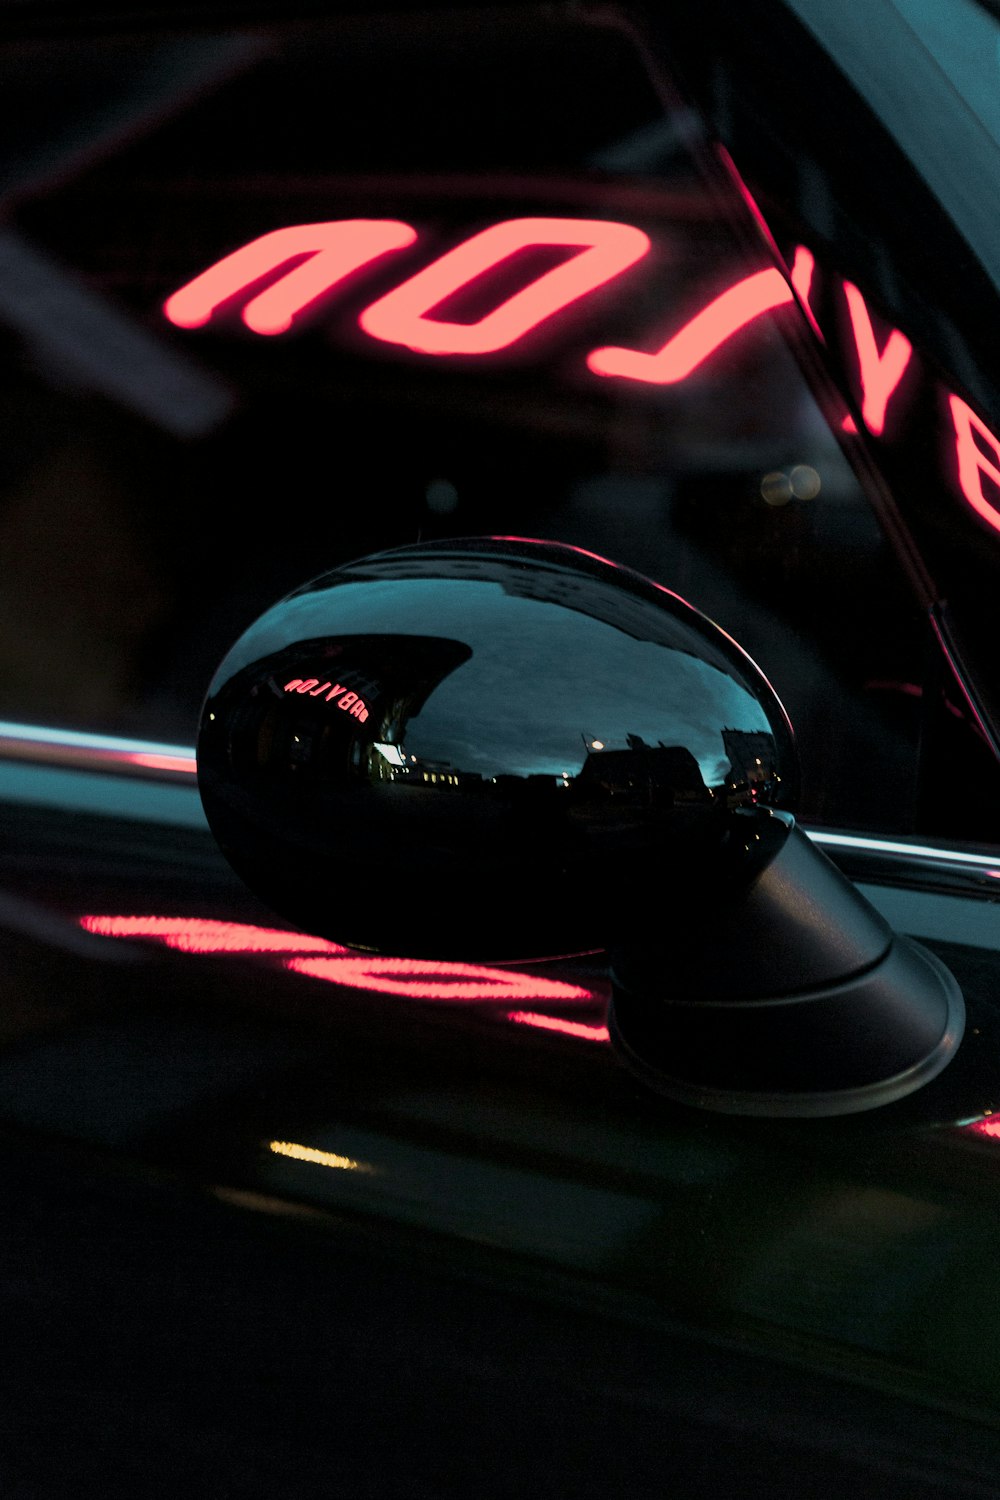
[0,7,963,837]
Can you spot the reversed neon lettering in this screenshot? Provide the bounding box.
[790,244,815,305]
[506,1010,609,1042]
[165,224,926,452]
[788,245,825,343]
[949,393,1000,534]
[80,914,347,954]
[587,263,795,384]
[165,221,826,379]
[79,914,599,1003]
[359,217,650,356]
[287,954,595,1002]
[282,678,368,719]
[163,220,418,335]
[843,282,912,436]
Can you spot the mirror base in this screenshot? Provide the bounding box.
[608,936,965,1117]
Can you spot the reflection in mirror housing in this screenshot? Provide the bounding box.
[197,537,963,1116]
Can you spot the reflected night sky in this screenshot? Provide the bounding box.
[222,576,770,783]
[401,591,765,780]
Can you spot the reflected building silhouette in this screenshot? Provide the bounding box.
[721,727,779,802]
[576,734,713,809]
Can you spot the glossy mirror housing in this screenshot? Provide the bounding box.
[197,536,797,960]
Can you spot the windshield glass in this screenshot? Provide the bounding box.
[1,3,989,841]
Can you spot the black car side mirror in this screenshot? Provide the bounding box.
[197,537,963,1117]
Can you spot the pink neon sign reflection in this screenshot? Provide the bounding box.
[359,217,651,356]
[589,245,817,386]
[80,914,348,954]
[284,679,369,721]
[163,215,1000,538]
[949,393,1000,535]
[162,218,815,381]
[79,914,601,1006]
[163,220,418,334]
[842,282,912,436]
[506,1009,609,1042]
[590,263,790,384]
[288,954,595,1002]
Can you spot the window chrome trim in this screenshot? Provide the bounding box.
[0,720,197,779]
[811,829,1000,871]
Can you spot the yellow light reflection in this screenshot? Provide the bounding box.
[268,1139,379,1174]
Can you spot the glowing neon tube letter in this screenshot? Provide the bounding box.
[287,954,594,1002]
[789,245,823,340]
[587,246,818,385]
[163,220,418,335]
[949,393,1000,534]
[359,217,651,356]
[843,282,912,436]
